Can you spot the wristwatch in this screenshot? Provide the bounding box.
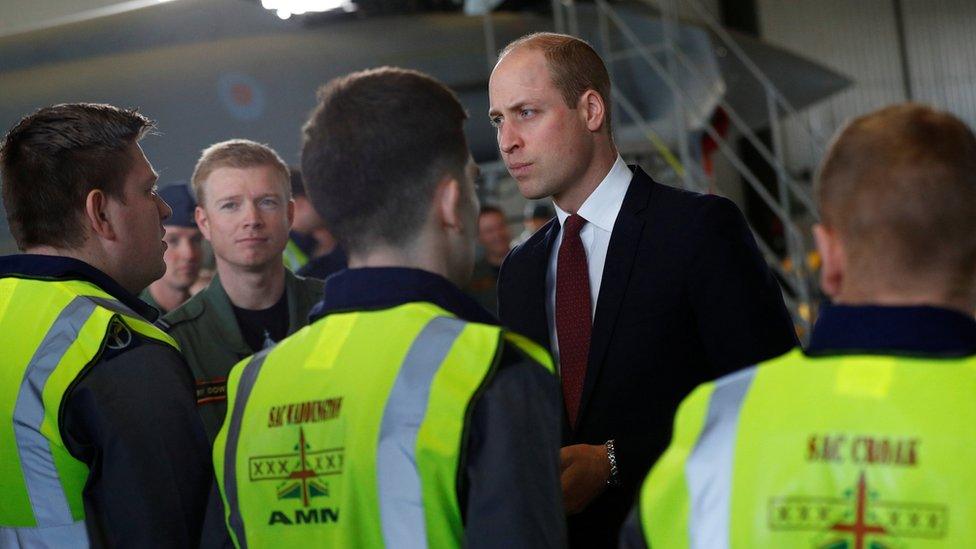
[605,439,621,487]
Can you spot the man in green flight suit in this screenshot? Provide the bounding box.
[164,139,323,441]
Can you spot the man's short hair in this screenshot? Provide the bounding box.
[500,32,613,133]
[480,205,505,218]
[289,166,307,198]
[0,103,154,250]
[301,67,469,254]
[190,139,290,205]
[817,103,976,291]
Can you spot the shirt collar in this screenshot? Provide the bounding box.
[806,303,976,357]
[289,231,318,257]
[554,154,631,232]
[309,267,497,325]
[0,254,160,322]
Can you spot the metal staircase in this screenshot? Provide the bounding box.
[478,0,832,339]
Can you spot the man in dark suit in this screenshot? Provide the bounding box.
[488,32,798,546]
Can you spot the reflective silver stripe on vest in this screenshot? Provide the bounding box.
[84,296,136,318]
[85,296,170,340]
[223,351,272,549]
[0,519,88,548]
[685,366,757,549]
[377,316,467,549]
[12,297,98,529]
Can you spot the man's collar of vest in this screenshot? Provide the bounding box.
[0,253,160,322]
[310,267,497,325]
[289,231,319,257]
[806,303,976,357]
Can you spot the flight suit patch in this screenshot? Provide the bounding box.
[196,378,227,405]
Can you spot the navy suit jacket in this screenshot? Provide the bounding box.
[497,166,798,547]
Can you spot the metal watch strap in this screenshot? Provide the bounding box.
[606,439,621,487]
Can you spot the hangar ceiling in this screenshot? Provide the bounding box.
[0,0,175,37]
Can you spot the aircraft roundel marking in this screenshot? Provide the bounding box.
[218,72,266,121]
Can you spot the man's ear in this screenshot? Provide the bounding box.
[195,206,212,241]
[435,175,462,231]
[85,189,116,241]
[580,90,608,133]
[813,223,845,299]
[287,198,296,229]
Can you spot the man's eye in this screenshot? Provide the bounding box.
[519,108,535,119]
[489,116,502,128]
[259,198,279,209]
[219,202,238,211]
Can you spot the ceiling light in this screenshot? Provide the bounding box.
[261,0,356,19]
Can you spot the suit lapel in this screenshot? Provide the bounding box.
[577,167,653,423]
[522,219,559,351]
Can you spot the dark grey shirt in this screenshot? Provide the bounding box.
[63,340,213,548]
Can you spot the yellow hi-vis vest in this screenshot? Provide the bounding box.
[0,277,180,546]
[283,239,309,272]
[213,301,554,549]
[638,348,976,548]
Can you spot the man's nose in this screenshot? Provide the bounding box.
[498,122,522,155]
[242,202,264,227]
[157,193,173,222]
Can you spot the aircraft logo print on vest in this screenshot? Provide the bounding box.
[105,318,133,350]
[250,397,344,526]
[769,432,947,548]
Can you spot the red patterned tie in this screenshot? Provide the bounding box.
[555,214,591,427]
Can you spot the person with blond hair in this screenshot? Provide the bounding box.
[165,139,323,441]
[623,103,976,548]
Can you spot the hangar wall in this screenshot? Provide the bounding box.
[758,0,976,173]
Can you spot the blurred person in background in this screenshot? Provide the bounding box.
[283,166,322,271]
[164,140,323,442]
[465,204,512,315]
[290,166,348,280]
[212,67,565,548]
[514,201,556,246]
[191,266,215,295]
[623,104,976,548]
[0,103,210,547]
[140,183,203,313]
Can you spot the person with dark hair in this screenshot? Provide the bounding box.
[489,32,797,546]
[288,166,348,281]
[164,139,323,442]
[212,67,565,547]
[514,201,556,245]
[465,204,512,314]
[623,103,976,547]
[0,103,211,546]
[140,182,203,313]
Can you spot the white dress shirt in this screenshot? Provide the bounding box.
[547,155,632,370]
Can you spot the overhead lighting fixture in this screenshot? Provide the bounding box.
[260,0,357,20]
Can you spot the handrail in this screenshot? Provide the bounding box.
[593,0,816,330]
[479,0,822,337]
[651,0,830,150]
[596,1,801,235]
[667,46,818,216]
